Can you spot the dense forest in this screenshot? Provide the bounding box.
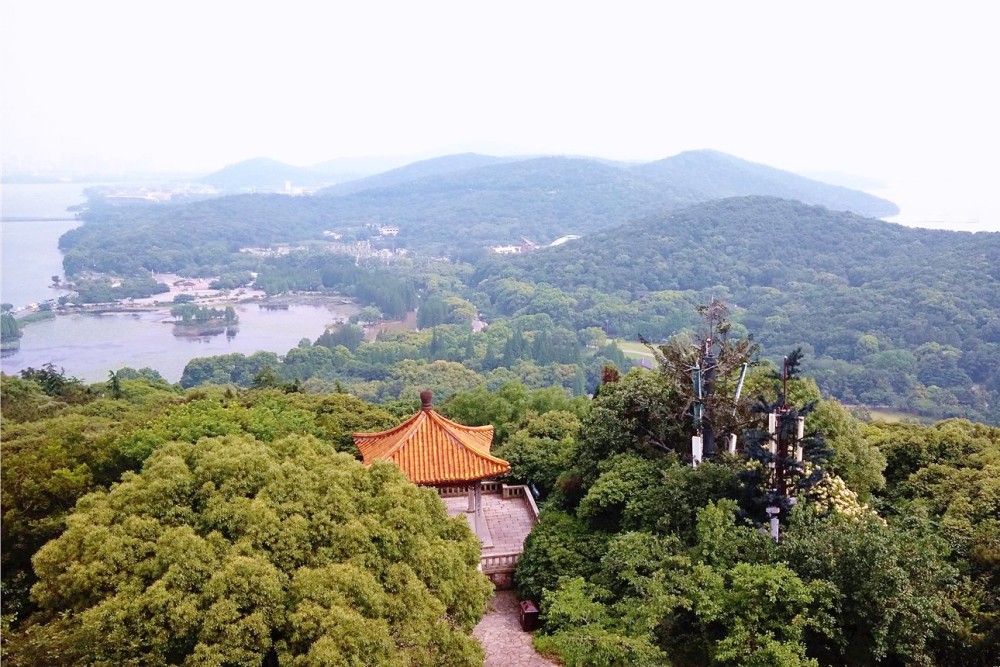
[2,332,997,665]
[46,148,997,422]
[0,370,490,665]
[127,195,998,424]
[446,318,996,666]
[472,197,1000,422]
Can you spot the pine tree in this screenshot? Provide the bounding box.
[532,331,554,365]
[503,327,527,366]
[429,327,442,360]
[464,330,476,361]
[483,340,499,370]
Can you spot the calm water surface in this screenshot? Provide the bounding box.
[1,183,86,307]
[1,183,357,382]
[1,304,355,383]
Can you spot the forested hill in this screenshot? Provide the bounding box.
[62,157,703,273]
[476,197,1000,421]
[312,156,704,246]
[64,152,898,274]
[633,150,899,217]
[492,196,999,295]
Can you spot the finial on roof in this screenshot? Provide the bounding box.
[420,389,433,410]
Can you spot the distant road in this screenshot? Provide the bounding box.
[2,216,78,222]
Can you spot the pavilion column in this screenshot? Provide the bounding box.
[472,479,493,548]
[467,482,476,513]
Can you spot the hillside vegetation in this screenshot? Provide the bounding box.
[59,150,896,274]
[475,197,1000,422]
[47,153,998,421]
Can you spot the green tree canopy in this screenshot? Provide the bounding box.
[10,434,492,666]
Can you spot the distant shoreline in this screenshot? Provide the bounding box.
[1,216,78,222]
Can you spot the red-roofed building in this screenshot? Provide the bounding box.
[353,390,513,548]
[353,390,510,485]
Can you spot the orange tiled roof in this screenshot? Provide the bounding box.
[353,401,509,485]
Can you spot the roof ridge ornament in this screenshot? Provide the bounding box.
[420,389,433,411]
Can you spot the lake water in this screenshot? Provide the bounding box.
[1,183,86,307]
[1,304,355,383]
[0,183,357,383]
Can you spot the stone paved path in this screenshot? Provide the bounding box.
[473,591,558,667]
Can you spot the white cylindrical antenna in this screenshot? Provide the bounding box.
[728,433,737,453]
[731,363,749,416]
[767,413,777,468]
[795,416,804,462]
[766,506,780,542]
[691,435,703,467]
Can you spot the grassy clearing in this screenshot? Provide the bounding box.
[865,408,934,425]
[364,310,418,342]
[616,339,659,365]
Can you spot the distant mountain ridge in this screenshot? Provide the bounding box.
[197,157,335,191]
[197,149,896,219]
[633,150,898,217]
[198,156,393,191]
[492,196,994,295]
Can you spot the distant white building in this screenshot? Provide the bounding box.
[379,225,400,236]
[491,245,521,255]
[549,235,580,247]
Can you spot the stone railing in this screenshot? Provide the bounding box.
[501,484,524,498]
[481,551,521,590]
[481,551,521,574]
[435,483,540,522]
[436,480,504,497]
[503,484,540,523]
[436,485,469,497]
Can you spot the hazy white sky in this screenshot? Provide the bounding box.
[2,1,998,229]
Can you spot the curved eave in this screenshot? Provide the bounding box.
[352,408,506,484]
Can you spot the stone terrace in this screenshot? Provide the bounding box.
[440,483,539,588]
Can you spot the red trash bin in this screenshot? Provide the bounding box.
[519,599,539,631]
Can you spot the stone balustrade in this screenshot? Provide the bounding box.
[481,551,521,574]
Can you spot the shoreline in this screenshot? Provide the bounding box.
[16,291,356,323]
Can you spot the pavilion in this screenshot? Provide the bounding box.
[352,389,513,548]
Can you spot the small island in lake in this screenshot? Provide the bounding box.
[169,302,239,337]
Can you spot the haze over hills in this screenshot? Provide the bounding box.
[196,153,529,193]
[320,153,529,197]
[196,157,364,191]
[192,149,897,218]
[633,150,899,217]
